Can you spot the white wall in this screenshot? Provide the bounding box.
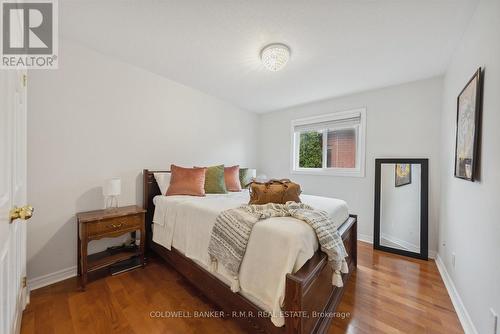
[26,40,258,280]
[438,0,500,332]
[380,164,421,252]
[257,77,442,253]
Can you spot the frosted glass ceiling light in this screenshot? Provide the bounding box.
[261,43,290,72]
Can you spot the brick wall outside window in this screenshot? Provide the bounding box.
[326,129,356,168]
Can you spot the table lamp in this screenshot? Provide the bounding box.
[104,178,121,209]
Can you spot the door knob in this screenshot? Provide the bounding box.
[9,205,34,223]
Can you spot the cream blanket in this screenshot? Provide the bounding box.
[208,202,349,292]
[152,191,349,327]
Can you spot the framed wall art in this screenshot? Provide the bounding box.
[454,68,483,181]
[395,163,411,187]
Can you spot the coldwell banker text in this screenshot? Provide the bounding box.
[1,0,58,69]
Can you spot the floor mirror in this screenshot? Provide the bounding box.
[374,158,428,260]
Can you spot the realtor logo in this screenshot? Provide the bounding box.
[1,0,58,69]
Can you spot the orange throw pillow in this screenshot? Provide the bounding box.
[224,165,242,192]
[166,165,207,196]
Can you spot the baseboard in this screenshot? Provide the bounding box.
[28,266,77,291]
[357,233,373,244]
[435,254,478,334]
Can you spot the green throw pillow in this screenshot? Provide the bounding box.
[239,168,255,189]
[204,165,227,194]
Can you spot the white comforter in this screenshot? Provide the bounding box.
[152,190,348,327]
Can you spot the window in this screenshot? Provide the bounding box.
[291,108,366,177]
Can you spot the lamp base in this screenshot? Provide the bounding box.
[105,195,119,209]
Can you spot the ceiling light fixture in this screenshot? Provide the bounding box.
[261,43,290,72]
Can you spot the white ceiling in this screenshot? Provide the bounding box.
[60,0,478,113]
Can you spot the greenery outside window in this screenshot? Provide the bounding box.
[291,109,366,177]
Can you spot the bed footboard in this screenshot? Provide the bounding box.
[284,216,357,334]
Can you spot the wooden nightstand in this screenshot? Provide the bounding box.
[76,205,146,290]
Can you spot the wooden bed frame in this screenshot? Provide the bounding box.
[143,170,357,334]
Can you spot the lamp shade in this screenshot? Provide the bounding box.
[256,174,267,182]
[250,169,257,178]
[104,178,121,196]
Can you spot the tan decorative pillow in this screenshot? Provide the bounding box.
[166,165,207,196]
[224,165,242,192]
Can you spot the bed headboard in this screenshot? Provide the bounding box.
[143,169,169,250]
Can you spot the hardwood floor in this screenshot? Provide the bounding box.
[21,242,463,334]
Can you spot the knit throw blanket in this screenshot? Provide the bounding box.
[208,202,349,292]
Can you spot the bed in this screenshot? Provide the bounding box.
[143,169,357,334]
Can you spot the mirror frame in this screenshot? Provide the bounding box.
[374,158,429,260]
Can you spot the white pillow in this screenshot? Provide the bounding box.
[154,172,171,195]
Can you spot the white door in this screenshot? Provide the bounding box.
[0,67,29,334]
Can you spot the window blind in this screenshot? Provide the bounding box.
[293,112,361,133]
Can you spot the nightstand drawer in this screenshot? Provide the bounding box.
[87,214,142,238]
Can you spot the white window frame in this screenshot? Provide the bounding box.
[290,108,366,177]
